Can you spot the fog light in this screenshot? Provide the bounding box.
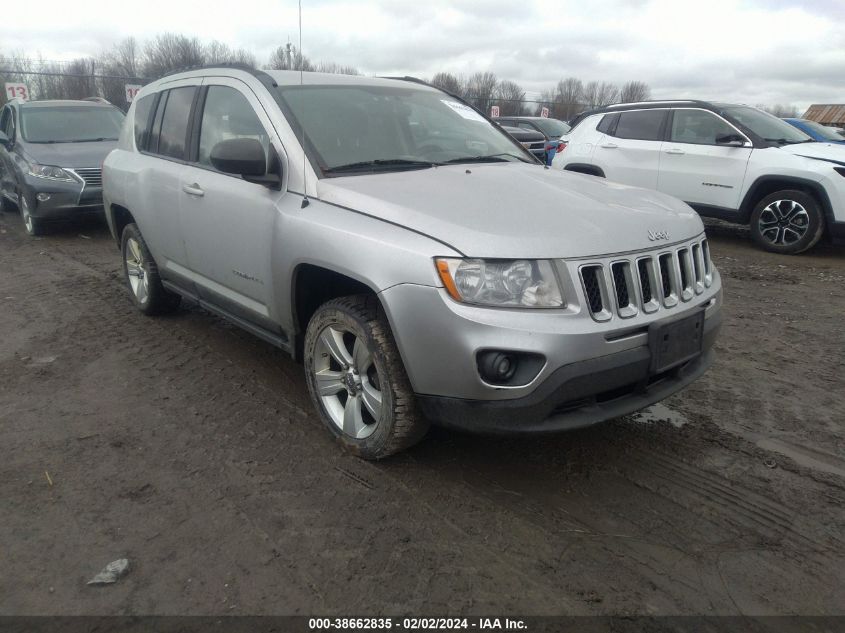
[478,351,518,384]
[36,193,50,202]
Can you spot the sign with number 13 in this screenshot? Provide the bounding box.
[5,83,29,101]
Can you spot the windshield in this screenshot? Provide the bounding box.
[21,106,125,143]
[532,118,570,137]
[276,84,533,174]
[721,106,811,144]
[794,119,843,142]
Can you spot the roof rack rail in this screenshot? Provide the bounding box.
[159,63,278,88]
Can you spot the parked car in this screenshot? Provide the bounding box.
[496,116,571,164]
[500,125,546,162]
[554,100,845,254]
[104,68,722,459]
[783,118,845,144]
[0,98,125,235]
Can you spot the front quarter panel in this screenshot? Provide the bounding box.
[273,197,458,332]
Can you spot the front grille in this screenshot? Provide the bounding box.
[658,253,673,298]
[73,167,103,188]
[611,262,630,308]
[581,266,604,314]
[578,237,712,320]
[637,259,652,303]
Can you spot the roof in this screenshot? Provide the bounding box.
[802,104,845,125]
[495,115,561,121]
[157,64,439,91]
[19,99,116,108]
[267,71,439,90]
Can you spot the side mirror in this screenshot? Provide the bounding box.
[210,138,283,190]
[0,130,10,149]
[210,138,267,176]
[715,133,748,147]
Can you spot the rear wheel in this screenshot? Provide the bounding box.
[121,223,181,315]
[749,190,824,254]
[304,295,428,459]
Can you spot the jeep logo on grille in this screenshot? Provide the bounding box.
[648,229,670,241]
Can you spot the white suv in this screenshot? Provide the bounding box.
[553,100,845,254]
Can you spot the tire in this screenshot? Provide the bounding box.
[120,223,181,315]
[749,190,825,254]
[19,193,45,236]
[304,294,428,459]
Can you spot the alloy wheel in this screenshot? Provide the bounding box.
[20,197,34,234]
[757,199,809,246]
[125,236,150,304]
[312,325,383,440]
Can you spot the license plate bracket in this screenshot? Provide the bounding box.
[649,310,705,374]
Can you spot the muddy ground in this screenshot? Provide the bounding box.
[0,211,843,616]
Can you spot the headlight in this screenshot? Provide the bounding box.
[27,162,74,182]
[435,258,564,308]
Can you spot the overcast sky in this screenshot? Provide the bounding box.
[2,0,844,110]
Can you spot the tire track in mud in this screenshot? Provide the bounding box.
[2,218,844,615]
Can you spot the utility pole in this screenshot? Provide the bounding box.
[285,42,294,69]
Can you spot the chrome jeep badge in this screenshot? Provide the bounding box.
[648,229,670,241]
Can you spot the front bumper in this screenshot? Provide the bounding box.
[379,241,722,431]
[417,314,719,433]
[23,175,104,220]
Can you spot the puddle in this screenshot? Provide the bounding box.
[630,403,688,428]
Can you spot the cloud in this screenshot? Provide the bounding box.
[1,0,843,110]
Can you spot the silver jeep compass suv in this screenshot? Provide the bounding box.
[103,66,722,459]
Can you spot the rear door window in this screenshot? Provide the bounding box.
[613,110,667,141]
[133,94,157,151]
[156,86,197,160]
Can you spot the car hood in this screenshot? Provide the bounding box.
[780,142,845,161]
[317,163,704,259]
[22,140,118,168]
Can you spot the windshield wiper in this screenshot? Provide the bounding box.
[765,138,814,145]
[444,152,530,164]
[324,159,440,174]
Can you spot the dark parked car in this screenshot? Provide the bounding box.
[782,118,845,145]
[0,98,125,235]
[500,125,546,162]
[495,116,571,164]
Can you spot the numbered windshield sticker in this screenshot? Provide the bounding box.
[440,100,486,123]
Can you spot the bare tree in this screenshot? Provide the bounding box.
[430,72,464,97]
[618,80,651,103]
[582,81,619,109]
[464,71,498,113]
[315,60,360,75]
[553,77,584,120]
[142,33,206,78]
[266,44,314,71]
[96,38,144,108]
[205,41,256,67]
[494,79,525,116]
[758,103,799,118]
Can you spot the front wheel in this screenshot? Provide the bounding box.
[19,194,45,236]
[121,223,181,315]
[749,190,824,254]
[304,295,428,459]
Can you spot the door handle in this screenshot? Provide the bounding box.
[664,148,685,155]
[182,183,204,197]
[600,143,618,149]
